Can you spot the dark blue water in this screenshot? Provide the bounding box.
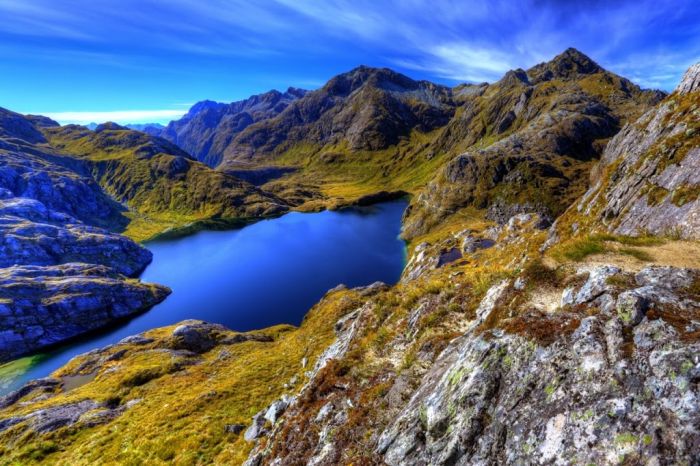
[0,201,407,395]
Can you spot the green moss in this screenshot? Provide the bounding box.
[615,433,637,445]
[645,184,669,207]
[502,354,514,369]
[418,405,429,430]
[544,382,557,399]
[447,367,469,386]
[680,360,694,375]
[671,184,700,207]
[606,274,636,289]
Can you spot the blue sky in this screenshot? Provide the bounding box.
[0,0,698,124]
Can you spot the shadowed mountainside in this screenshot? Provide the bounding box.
[161,88,307,167]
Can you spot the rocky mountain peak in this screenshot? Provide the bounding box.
[323,66,420,97]
[528,47,603,83]
[24,114,60,128]
[499,68,530,87]
[285,87,307,99]
[676,62,700,95]
[184,100,225,119]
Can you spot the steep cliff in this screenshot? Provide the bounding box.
[547,62,700,242]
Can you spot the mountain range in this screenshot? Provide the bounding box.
[0,49,698,465]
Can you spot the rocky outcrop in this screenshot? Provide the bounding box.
[0,263,169,362]
[567,61,700,239]
[0,197,152,276]
[0,191,168,361]
[165,320,272,353]
[0,109,172,362]
[677,63,700,95]
[244,262,699,466]
[161,88,307,167]
[0,377,142,435]
[377,266,699,465]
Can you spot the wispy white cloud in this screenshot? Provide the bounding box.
[42,110,186,125]
[0,0,697,94]
[400,44,518,82]
[271,0,700,89]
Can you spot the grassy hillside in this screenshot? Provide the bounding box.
[42,124,288,241]
[0,289,363,465]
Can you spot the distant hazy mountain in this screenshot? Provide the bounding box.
[126,122,165,136]
[85,122,165,136]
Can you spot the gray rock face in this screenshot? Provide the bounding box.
[0,378,60,410]
[677,63,700,95]
[264,395,292,425]
[244,412,268,442]
[377,266,700,465]
[0,197,152,276]
[0,263,170,362]
[0,109,174,363]
[0,109,127,230]
[574,61,700,239]
[0,393,141,435]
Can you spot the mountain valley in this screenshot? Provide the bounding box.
[0,49,699,465]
